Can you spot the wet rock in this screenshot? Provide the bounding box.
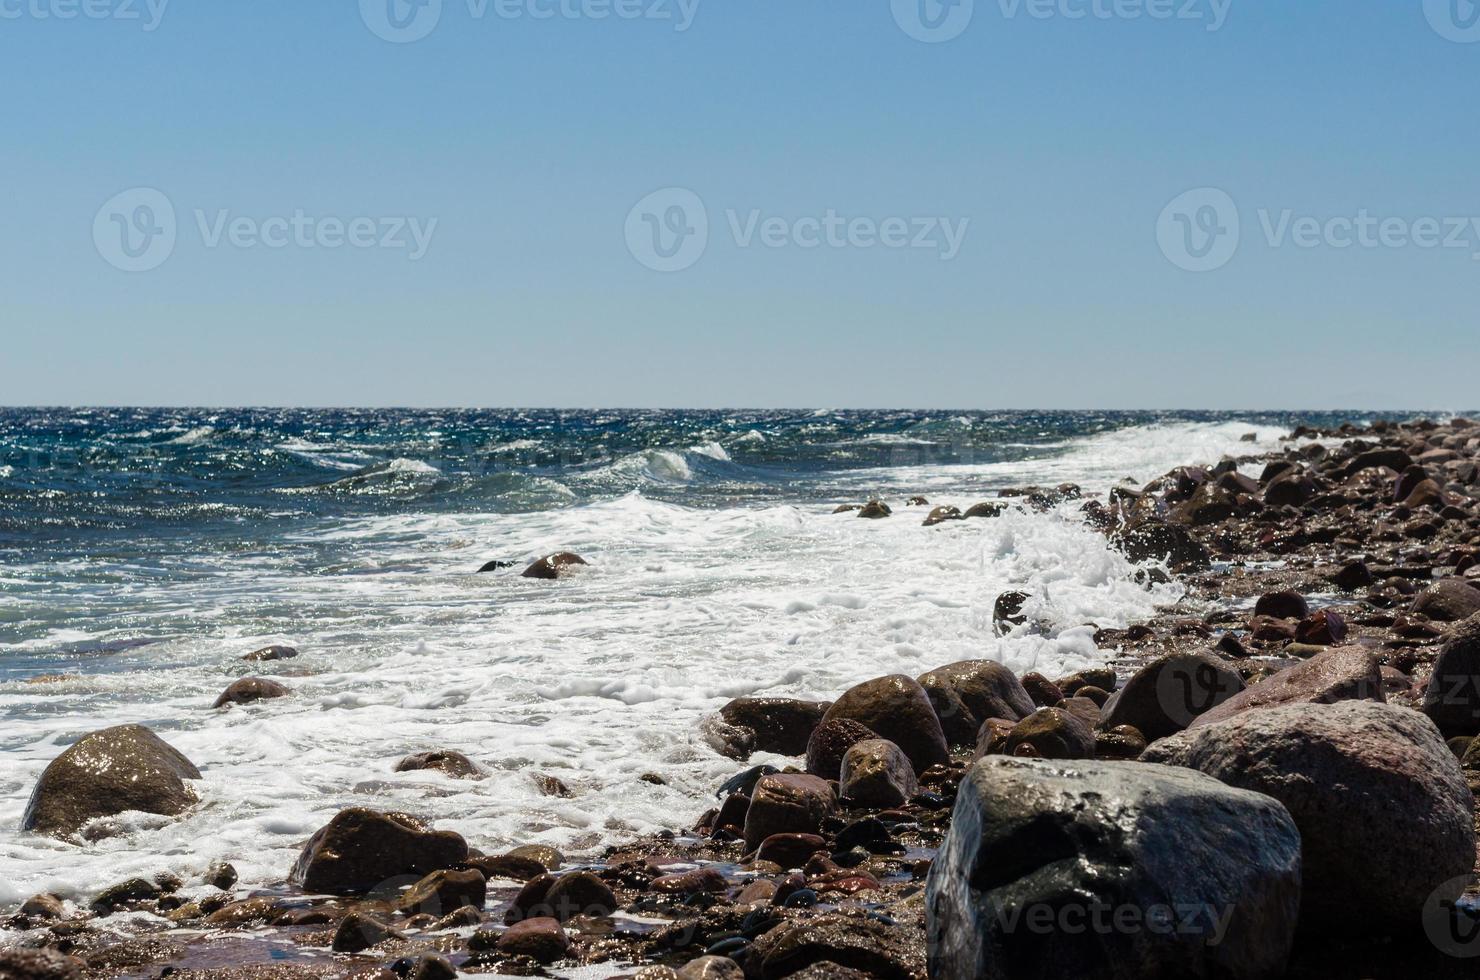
[243,644,298,662]
[1099,652,1245,741]
[1004,707,1095,760]
[832,504,860,514]
[991,592,1031,636]
[700,714,758,760]
[535,773,573,797]
[203,861,238,890]
[1144,700,1475,928]
[213,677,290,708]
[839,739,918,807]
[964,501,1005,519]
[476,559,514,572]
[1422,614,1480,735]
[743,773,836,850]
[21,725,201,838]
[679,956,745,979]
[1190,645,1384,728]
[856,501,892,519]
[719,697,831,757]
[396,868,486,916]
[505,843,564,871]
[926,756,1301,980]
[0,949,83,980]
[496,916,570,963]
[651,868,728,895]
[91,877,161,914]
[332,911,402,953]
[1169,483,1235,526]
[1264,472,1316,507]
[1094,725,1147,760]
[805,719,878,780]
[1056,667,1117,697]
[1332,560,1375,591]
[1019,672,1063,708]
[18,893,66,920]
[290,808,469,895]
[1413,579,1480,622]
[521,552,588,579]
[915,661,1034,748]
[1346,448,1413,476]
[745,910,923,979]
[1294,609,1347,646]
[1111,520,1212,571]
[1253,591,1309,621]
[541,871,618,921]
[408,953,458,980]
[467,853,546,882]
[394,750,484,780]
[823,674,949,771]
[923,505,964,527]
[754,833,827,869]
[204,896,277,926]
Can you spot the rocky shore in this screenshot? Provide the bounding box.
[6,416,1480,979]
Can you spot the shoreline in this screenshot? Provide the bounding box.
[4,415,1480,979]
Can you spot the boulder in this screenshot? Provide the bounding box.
[1099,653,1245,741]
[542,871,618,921]
[856,501,892,519]
[21,725,201,838]
[915,661,1034,748]
[1004,707,1095,760]
[923,505,964,527]
[394,750,484,780]
[838,739,918,807]
[1189,646,1384,728]
[497,916,570,963]
[754,833,827,869]
[926,756,1301,980]
[1019,672,1064,708]
[1253,591,1309,621]
[1110,520,1212,571]
[395,868,486,916]
[1144,701,1475,929]
[290,808,468,895]
[1422,614,1480,735]
[805,719,878,780]
[331,911,402,953]
[213,677,290,708]
[1413,579,1480,623]
[743,774,836,850]
[521,552,588,579]
[0,949,83,980]
[823,674,949,771]
[719,697,831,757]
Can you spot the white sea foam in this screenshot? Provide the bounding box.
[166,426,217,446]
[0,421,1249,908]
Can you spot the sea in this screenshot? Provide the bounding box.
[0,408,1394,906]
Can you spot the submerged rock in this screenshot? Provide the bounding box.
[719,697,831,757]
[1110,520,1212,571]
[394,749,484,780]
[213,677,290,708]
[521,552,589,579]
[243,644,298,662]
[21,725,201,838]
[926,756,1301,980]
[1144,700,1475,929]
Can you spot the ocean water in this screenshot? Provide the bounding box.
[0,409,1369,907]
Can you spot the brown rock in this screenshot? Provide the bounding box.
[856,501,892,519]
[651,868,727,895]
[331,911,402,953]
[839,739,918,807]
[541,871,618,921]
[719,697,831,757]
[754,833,827,869]
[290,808,469,895]
[1423,614,1480,735]
[1253,591,1309,621]
[396,868,486,916]
[743,774,836,849]
[922,505,964,527]
[496,916,570,963]
[21,725,201,838]
[394,750,483,780]
[1413,579,1480,622]
[521,552,588,579]
[1294,609,1347,646]
[0,949,83,980]
[805,719,877,780]
[1190,646,1385,728]
[1004,707,1095,760]
[824,674,949,770]
[213,677,290,708]
[1019,672,1064,708]
[1099,653,1245,740]
[915,661,1034,748]
[243,645,298,662]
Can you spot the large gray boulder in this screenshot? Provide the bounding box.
[1144,700,1475,930]
[22,725,201,838]
[926,757,1301,980]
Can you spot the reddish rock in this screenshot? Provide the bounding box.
[824,674,949,771]
[213,677,290,708]
[743,774,836,850]
[290,808,468,895]
[396,868,486,915]
[497,916,570,963]
[805,719,878,780]
[1190,646,1384,729]
[1099,652,1245,740]
[1004,707,1095,760]
[1413,579,1480,622]
[521,552,588,579]
[1422,614,1480,735]
[1295,609,1347,646]
[755,833,827,869]
[915,661,1034,748]
[839,739,918,807]
[651,868,727,895]
[1253,591,1309,621]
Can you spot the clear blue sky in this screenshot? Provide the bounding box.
[3,0,1477,409]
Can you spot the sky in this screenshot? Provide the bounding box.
[2,0,1477,409]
